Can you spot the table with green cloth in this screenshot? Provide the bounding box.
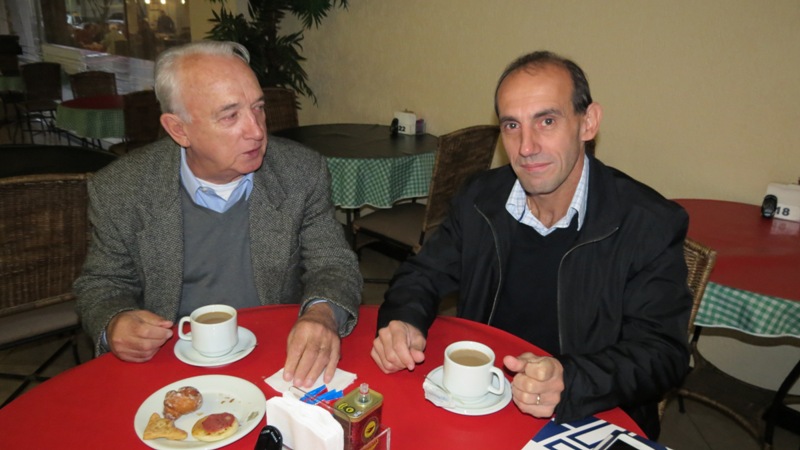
[0,76,24,125]
[675,199,800,337]
[0,75,23,92]
[675,198,800,443]
[275,123,438,209]
[56,94,124,140]
[697,282,800,338]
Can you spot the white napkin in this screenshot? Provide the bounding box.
[423,376,459,408]
[265,368,357,394]
[266,394,344,450]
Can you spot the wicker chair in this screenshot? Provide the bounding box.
[675,240,800,448]
[13,62,63,144]
[656,237,717,419]
[108,90,164,156]
[263,87,298,133]
[0,173,92,407]
[68,70,118,99]
[352,125,499,265]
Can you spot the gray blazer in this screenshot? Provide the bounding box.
[74,137,362,355]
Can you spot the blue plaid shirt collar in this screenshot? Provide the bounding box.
[180,148,254,213]
[505,154,589,236]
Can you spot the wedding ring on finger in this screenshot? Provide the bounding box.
[536,393,541,405]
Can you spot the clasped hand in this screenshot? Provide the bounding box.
[503,352,564,418]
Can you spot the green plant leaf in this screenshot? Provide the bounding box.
[205,0,348,105]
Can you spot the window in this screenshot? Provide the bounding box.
[45,0,191,61]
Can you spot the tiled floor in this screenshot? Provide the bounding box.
[1,118,798,448]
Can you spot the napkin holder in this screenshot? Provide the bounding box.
[266,394,344,450]
[268,386,391,450]
[393,111,418,136]
[765,182,800,222]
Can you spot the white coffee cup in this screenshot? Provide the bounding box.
[178,304,238,357]
[442,341,505,402]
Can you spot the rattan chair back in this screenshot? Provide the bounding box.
[0,173,90,314]
[14,62,62,143]
[69,70,118,99]
[0,172,91,406]
[109,89,163,155]
[683,237,717,336]
[658,237,717,420]
[352,125,498,262]
[263,87,299,133]
[421,125,499,235]
[20,62,62,103]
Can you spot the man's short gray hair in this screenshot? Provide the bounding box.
[154,40,251,120]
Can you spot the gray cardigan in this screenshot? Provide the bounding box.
[74,136,362,355]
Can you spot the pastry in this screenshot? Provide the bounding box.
[143,413,188,441]
[163,386,203,420]
[191,412,239,442]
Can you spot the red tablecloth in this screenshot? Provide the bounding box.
[0,305,642,449]
[675,199,800,302]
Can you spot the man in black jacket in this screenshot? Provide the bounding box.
[371,51,691,439]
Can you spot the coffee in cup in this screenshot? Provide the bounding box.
[178,304,238,357]
[442,341,505,402]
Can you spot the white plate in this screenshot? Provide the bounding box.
[425,366,512,416]
[134,374,266,450]
[174,327,256,367]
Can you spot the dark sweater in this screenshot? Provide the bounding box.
[179,188,260,316]
[493,216,579,356]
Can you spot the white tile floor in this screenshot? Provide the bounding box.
[1,116,798,448]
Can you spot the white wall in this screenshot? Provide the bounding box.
[294,0,800,207]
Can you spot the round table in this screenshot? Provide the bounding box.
[0,305,642,449]
[674,198,800,445]
[674,199,800,336]
[676,199,800,301]
[0,75,24,92]
[56,94,125,140]
[275,124,439,209]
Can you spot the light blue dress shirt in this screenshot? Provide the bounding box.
[180,148,254,213]
[505,154,590,236]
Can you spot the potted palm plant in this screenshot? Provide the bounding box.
[206,0,348,104]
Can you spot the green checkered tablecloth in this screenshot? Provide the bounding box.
[56,103,124,139]
[326,151,436,209]
[56,96,125,140]
[0,75,24,92]
[695,282,800,338]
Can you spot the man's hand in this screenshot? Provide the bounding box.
[371,320,427,373]
[283,302,340,388]
[503,352,565,418]
[107,310,174,362]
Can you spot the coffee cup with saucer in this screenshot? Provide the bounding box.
[423,365,512,416]
[174,326,257,367]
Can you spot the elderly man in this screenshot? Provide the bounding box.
[371,51,691,439]
[75,41,361,387]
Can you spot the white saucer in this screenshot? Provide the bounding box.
[425,366,512,416]
[174,326,256,367]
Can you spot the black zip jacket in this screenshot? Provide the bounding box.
[378,156,691,438]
